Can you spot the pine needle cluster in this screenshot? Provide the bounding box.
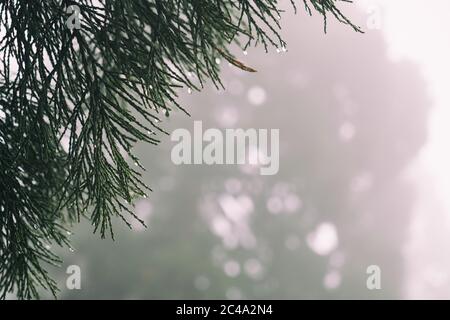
[0,0,359,299]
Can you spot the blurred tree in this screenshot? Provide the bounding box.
[55,10,430,300]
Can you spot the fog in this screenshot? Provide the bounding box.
[33,1,450,299]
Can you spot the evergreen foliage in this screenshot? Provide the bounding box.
[0,0,359,299]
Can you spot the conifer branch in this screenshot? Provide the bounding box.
[0,0,360,299]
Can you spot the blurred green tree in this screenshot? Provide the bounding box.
[55,11,430,300]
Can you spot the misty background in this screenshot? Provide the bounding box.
[33,1,450,299]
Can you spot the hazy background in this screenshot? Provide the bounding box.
[37,1,450,299]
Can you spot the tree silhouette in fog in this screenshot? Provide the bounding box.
[57,9,430,299]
